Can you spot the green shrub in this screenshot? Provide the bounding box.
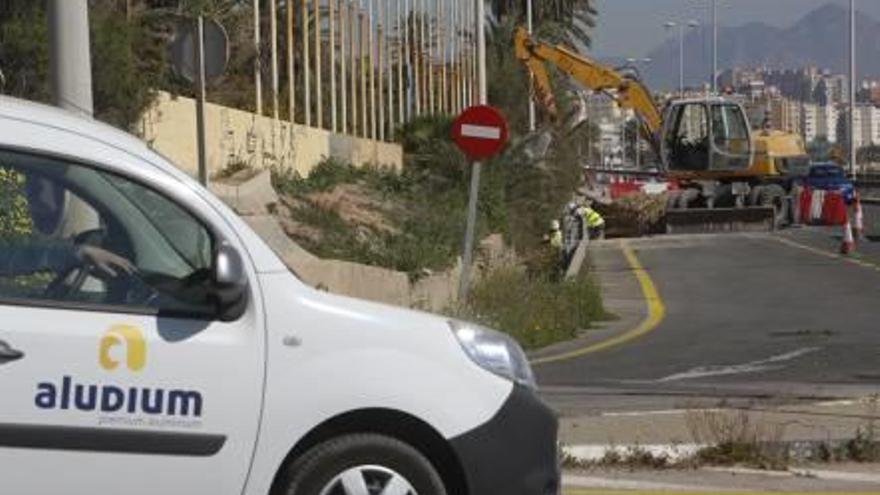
[0,167,33,241]
[464,267,608,349]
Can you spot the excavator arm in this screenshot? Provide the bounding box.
[514,27,663,154]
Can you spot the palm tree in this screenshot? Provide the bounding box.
[488,0,597,47]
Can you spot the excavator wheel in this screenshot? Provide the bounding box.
[754,184,789,229]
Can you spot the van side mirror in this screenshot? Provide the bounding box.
[213,243,249,322]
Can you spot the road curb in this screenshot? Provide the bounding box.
[564,443,705,463]
[562,473,736,492]
[703,465,880,485]
[564,437,880,467]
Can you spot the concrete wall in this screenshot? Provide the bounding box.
[209,171,464,312]
[139,92,403,179]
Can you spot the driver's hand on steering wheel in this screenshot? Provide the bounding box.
[76,245,136,278]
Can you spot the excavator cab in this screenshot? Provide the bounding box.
[661,100,753,175]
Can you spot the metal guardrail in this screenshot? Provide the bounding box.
[564,239,590,279]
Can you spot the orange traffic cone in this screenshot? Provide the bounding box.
[841,218,856,255]
[854,193,865,240]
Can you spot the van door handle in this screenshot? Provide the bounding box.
[0,340,24,362]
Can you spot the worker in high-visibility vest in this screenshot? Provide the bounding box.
[544,219,565,277]
[547,220,564,252]
[581,202,605,240]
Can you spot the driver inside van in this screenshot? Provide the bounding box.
[0,169,134,279]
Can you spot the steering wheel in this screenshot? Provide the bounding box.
[42,229,156,306]
[43,229,105,300]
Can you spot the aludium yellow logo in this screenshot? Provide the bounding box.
[99,324,146,372]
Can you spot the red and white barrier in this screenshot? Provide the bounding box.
[608,180,673,199]
[797,187,847,226]
[854,193,865,240]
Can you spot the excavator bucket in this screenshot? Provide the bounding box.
[665,207,777,234]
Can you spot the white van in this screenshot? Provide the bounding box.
[0,97,558,495]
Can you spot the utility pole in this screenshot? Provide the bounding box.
[330,0,337,132]
[254,0,262,115]
[452,0,464,113]
[315,0,323,128]
[287,0,296,124]
[471,0,474,107]
[458,0,486,302]
[665,20,698,97]
[413,0,422,116]
[378,23,386,141]
[270,0,279,121]
[527,0,535,131]
[350,1,358,135]
[397,0,405,124]
[360,7,368,137]
[194,16,209,185]
[850,0,857,175]
[303,0,312,126]
[404,0,412,120]
[369,0,377,140]
[48,0,93,117]
[437,0,449,114]
[386,4,395,138]
[427,0,435,114]
[711,0,718,94]
[340,0,347,133]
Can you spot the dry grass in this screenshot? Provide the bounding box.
[306,183,399,235]
[687,409,789,469]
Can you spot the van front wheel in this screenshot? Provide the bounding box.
[278,434,448,495]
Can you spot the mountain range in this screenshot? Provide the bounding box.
[616,4,880,91]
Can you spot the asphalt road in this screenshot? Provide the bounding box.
[537,230,880,412]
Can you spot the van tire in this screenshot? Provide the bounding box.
[278,434,448,495]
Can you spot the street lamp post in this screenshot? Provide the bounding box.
[527,0,535,132]
[625,57,651,169]
[850,0,857,176]
[665,20,699,97]
[712,0,718,94]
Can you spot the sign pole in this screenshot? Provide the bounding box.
[194,15,208,186]
[458,161,481,300]
[458,0,486,303]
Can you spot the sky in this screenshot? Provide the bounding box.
[590,0,880,58]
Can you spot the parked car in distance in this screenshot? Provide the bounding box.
[797,162,855,203]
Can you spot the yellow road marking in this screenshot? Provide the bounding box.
[532,240,666,366]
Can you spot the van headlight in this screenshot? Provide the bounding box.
[449,320,537,389]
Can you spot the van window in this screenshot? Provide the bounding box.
[0,150,215,317]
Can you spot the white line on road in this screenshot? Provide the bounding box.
[705,466,880,484]
[600,408,722,417]
[460,124,501,139]
[657,347,822,382]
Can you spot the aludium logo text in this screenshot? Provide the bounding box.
[33,325,204,417]
[34,376,203,417]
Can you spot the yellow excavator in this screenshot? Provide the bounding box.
[514,27,810,227]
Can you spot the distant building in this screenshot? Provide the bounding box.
[802,103,839,144]
[586,90,624,123]
[768,97,801,135]
[859,105,880,147]
[584,90,633,169]
[838,104,880,148]
[826,74,850,105]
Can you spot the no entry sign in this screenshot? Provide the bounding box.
[452,105,509,161]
